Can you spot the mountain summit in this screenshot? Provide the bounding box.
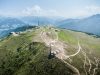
[0,26,100,75]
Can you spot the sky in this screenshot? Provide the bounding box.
[0,0,100,18]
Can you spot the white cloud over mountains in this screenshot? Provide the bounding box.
[22,5,60,17]
[0,5,100,18]
[21,5,100,18]
[0,5,60,17]
[86,5,100,14]
[65,5,100,18]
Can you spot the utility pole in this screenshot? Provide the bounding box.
[37,17,39,26]
[48,43,52,59]
[50,43,52,56]
[48,43,55,59]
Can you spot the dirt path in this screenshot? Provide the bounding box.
[40,27,81,75]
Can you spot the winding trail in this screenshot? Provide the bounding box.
[37,26,100,75]
[62,59,80,75]
[40,26,81,75]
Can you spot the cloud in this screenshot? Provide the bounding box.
[22,5,60,17]
[67,5,100,18]
[0,5,100,18]
[22,5,42,15]
[85,5,100,14]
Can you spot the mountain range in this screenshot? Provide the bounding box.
[58,14,100,36]
[0,14,100,38]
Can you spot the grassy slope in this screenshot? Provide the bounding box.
[58,29,100,74]
[0,29,36,75]
[58,29,100,56]
[0,28,73,75]
[0,27,100,75]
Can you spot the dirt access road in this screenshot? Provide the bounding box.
[40,26,81,75]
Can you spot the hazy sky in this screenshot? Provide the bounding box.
[0,0,100,18]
